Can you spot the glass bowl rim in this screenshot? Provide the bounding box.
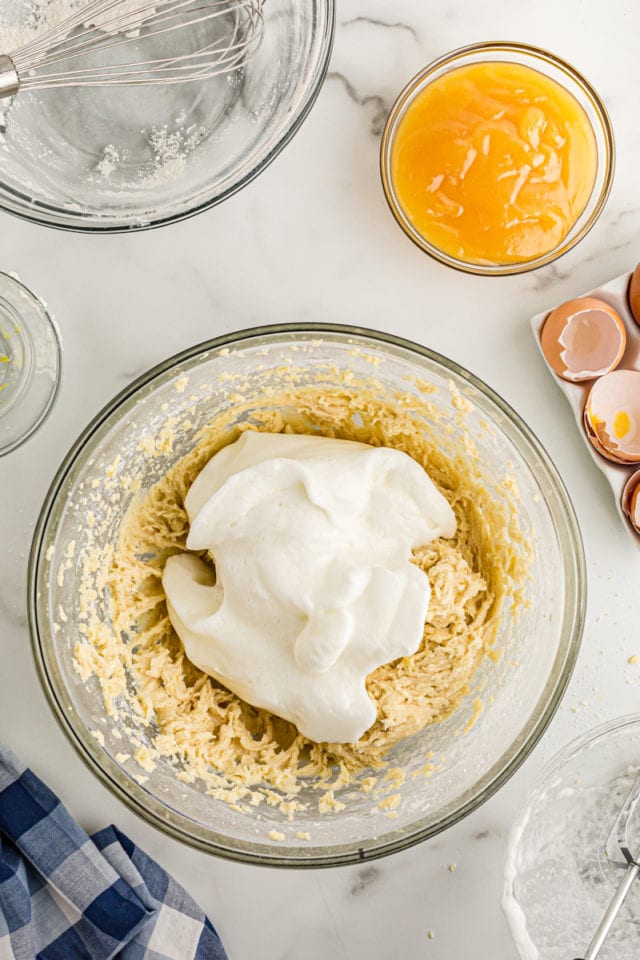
[379,40,616,277]
[507,713,640,834]
[28,322,586,866]
[0,270,62,456]
[0,0,336,234]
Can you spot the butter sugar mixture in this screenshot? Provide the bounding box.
[74,384,526,806]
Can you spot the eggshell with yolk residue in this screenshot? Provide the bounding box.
[541,297,626,382]
[629,263,640,327]
[584,369,640,464]
[622,470,640,534]
[582,406,633,464]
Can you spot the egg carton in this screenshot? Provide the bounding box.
[531,268,640,549]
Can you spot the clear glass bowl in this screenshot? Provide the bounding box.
[504,716,640,960]
[0,271,61,455]
[28,324,585,865]
[380,41,615,276]
[0,0,334,231]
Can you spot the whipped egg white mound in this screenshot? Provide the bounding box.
[163,432,456,744]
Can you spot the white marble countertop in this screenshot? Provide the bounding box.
[2,1,640,957]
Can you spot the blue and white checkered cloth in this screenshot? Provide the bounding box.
[0,745,228,960]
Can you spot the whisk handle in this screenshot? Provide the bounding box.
[0,55,19,99]
[575,860,640,960]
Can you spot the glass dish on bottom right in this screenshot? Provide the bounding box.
[504,715,640,960]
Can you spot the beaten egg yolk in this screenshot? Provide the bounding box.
[613,410,631,439]
[390,61,598,265]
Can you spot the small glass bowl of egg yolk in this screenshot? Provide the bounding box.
[380,42,614,275]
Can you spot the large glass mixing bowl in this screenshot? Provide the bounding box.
[28,325,585,866]
[0,0,334,230]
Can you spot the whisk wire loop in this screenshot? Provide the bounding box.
[2,0,264,94]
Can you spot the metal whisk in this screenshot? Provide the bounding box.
[575,771,640,960]
[0,0,264,98]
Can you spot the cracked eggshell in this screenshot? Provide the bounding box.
[584,369,640,463]
[622,470,640,533]
[541,297,626,382]
[582,406,630,464]
[628,263,640,327]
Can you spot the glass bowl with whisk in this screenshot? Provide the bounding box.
[504,716,640,960]
[29,324,585,865]
[0,0,334,231]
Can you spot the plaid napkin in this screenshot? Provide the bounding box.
[0,745,228,960]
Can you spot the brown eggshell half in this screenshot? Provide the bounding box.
[628,263,640,327]
[584,369,640,463]
[583,407,631,464]
[622,470,640,533]
[541,297,627,382]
